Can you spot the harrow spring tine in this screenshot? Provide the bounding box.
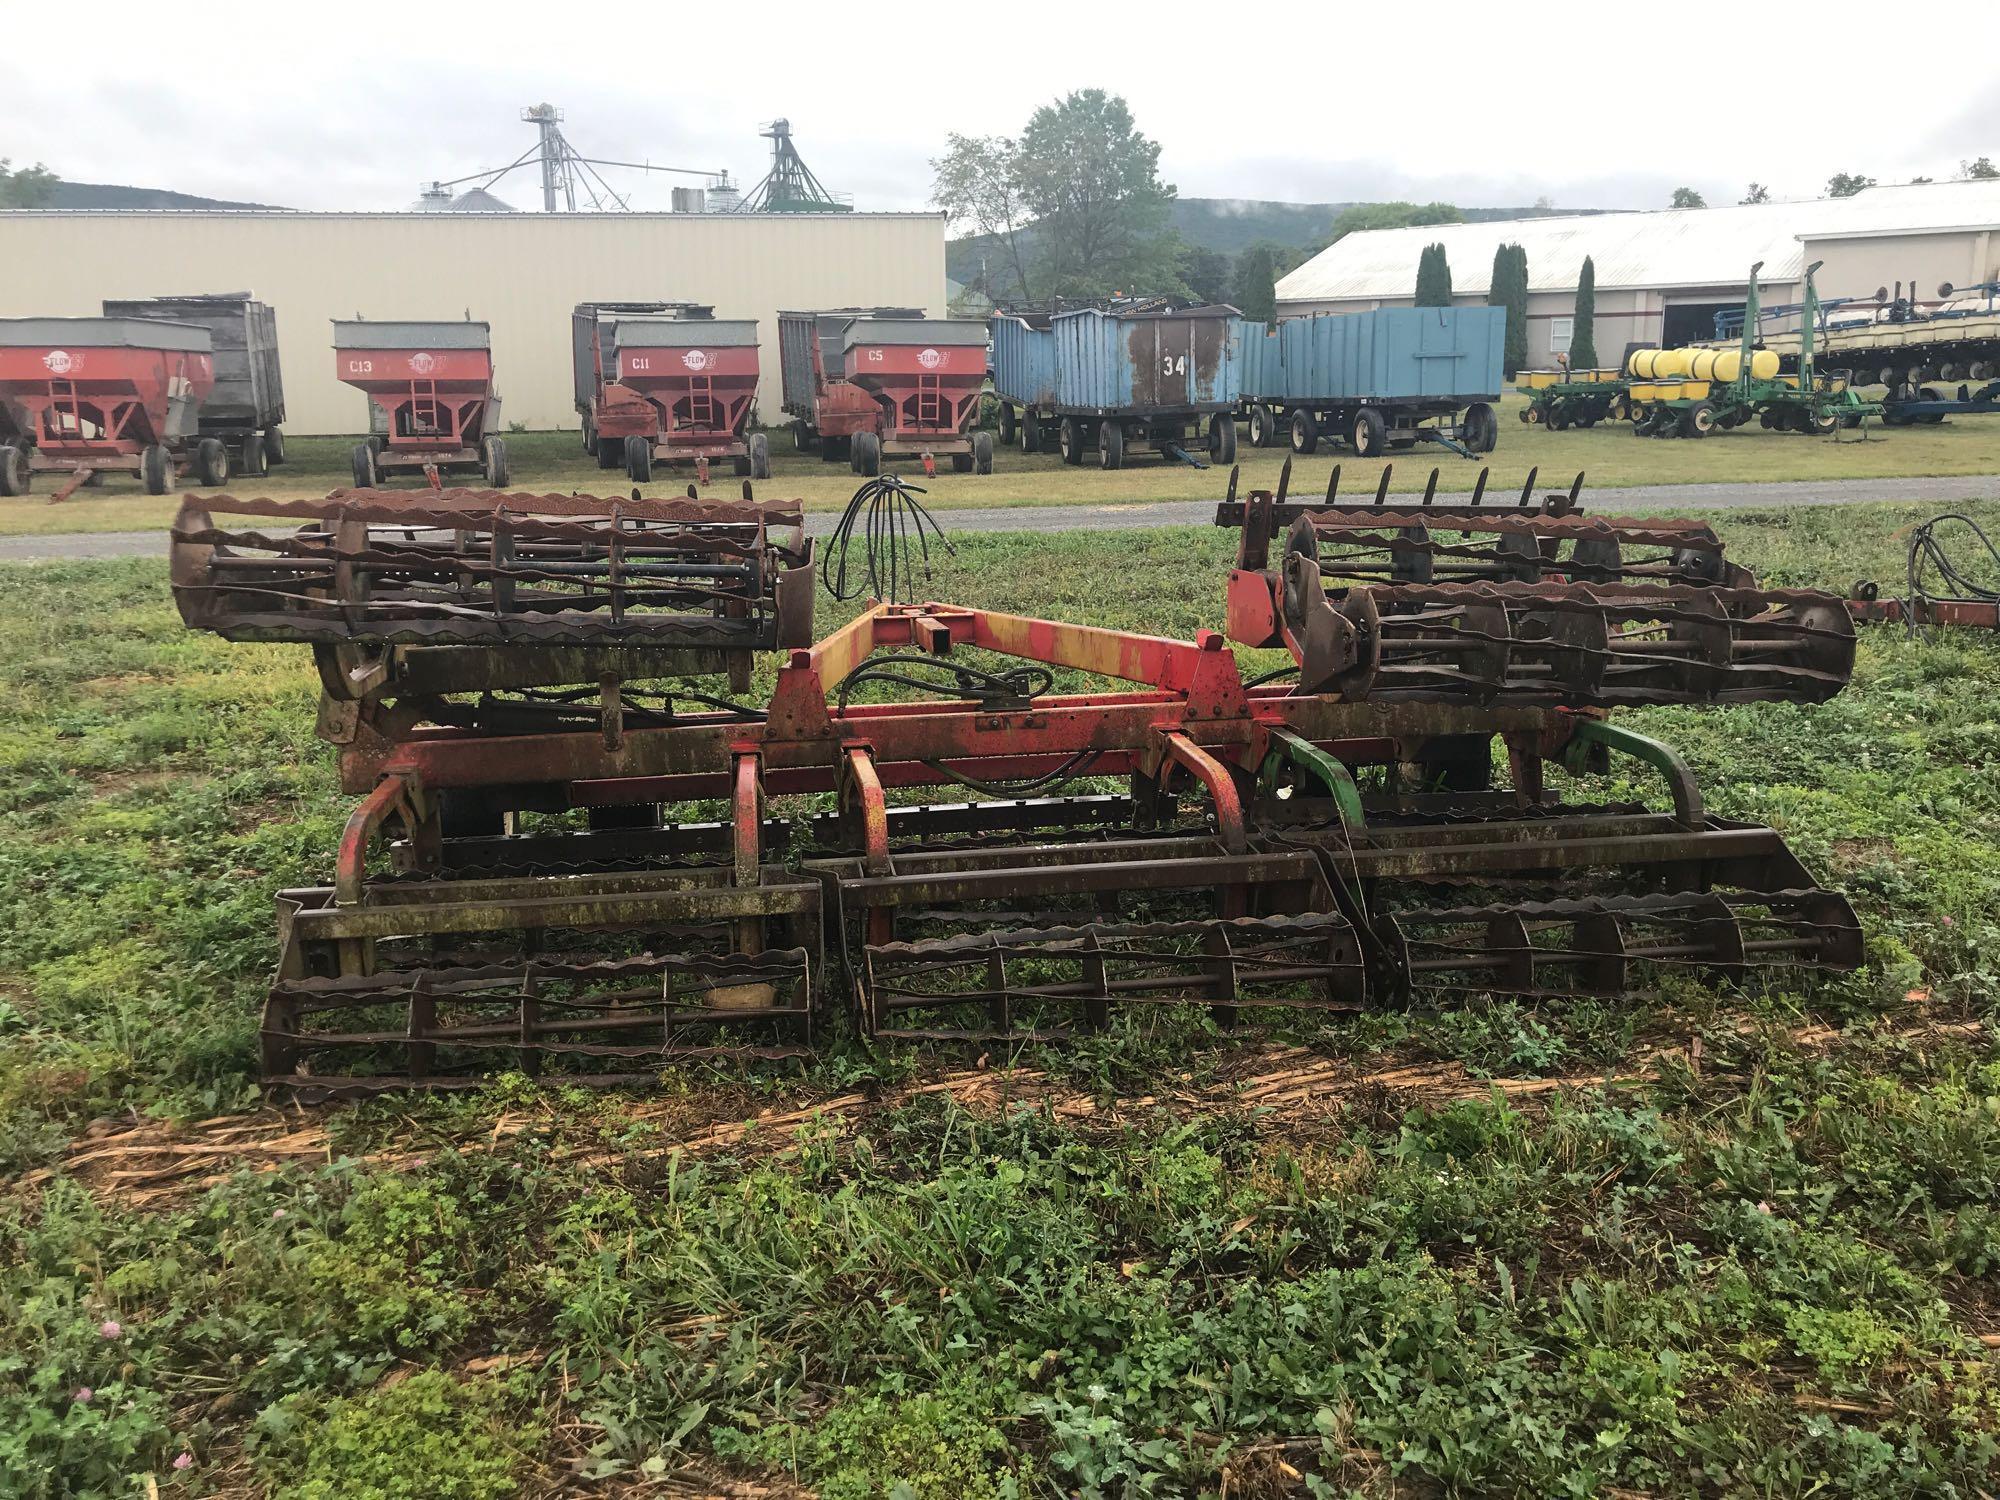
[1327,463,1341,504]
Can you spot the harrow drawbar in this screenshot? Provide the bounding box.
[170,483,1866,1094]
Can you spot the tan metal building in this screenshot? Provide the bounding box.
[0,210,947,433]
[1276,181,2000,368]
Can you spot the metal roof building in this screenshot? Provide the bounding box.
[1277,180,2000,366]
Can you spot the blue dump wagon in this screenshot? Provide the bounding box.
[990,300,1243,468]
[1237,306,1505,459]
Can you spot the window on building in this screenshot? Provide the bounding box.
[1549,316,1574,355]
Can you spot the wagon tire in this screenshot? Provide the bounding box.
[853,430,881,477]
[484,436,510,487]
[1683,401,1717,438]
[973,430,994,475]
[1464,401,1497,452]
[793,420,814,452]
[1209,413,1237,465]
[1289,408,1318,455]
[1351,406,1387,459]
[0,446,27,497]
[349,442,377,490]
[749,432,771,479]
[195,437,229,488]
[1020,411,1042,453]
[262,426,286,465]
[1099,421,1124,470]
[625,434,653,483]
[1059,418,1082,465]
[581,419,598,456]
[1247,404,1272,448]
[996,403,1017,444]
[237,432,269,479]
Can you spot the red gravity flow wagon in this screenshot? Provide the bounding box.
[778,310,993,475]
[573,303,767,482]
[0,316,226,496]
[332,319,507,488]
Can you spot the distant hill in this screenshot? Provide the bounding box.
[948,196,1595,291]
[41,182,282,211]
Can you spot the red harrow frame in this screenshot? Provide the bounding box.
[172,480,1866,1095]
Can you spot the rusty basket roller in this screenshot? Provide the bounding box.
[178,478,1865,1094]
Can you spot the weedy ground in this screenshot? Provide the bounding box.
[0,501,1998,1498]
[5,391,2000,536]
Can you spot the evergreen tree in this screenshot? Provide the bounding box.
[1233,244,1279,323]
[1571,256,1598,370]
[1488,243,1528,376]
[1414,243,1454,307]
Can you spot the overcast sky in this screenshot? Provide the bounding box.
[6,1,1998,220]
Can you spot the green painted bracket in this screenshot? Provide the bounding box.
[1562,718,1705,826]
[1258,729,1367,831]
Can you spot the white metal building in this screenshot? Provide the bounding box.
[0,211,947,433]
[1276,181,2000,367]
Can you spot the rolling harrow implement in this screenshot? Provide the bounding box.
[178,483,1864,1095]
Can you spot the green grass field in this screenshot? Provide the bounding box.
[1,504,1998,1497]
[4,390,2000,537]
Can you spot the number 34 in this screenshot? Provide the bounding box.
[1161,354,1185,375]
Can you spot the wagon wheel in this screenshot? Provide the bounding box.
[996,404,1017,445]
[0,446,28,497]
[196,438,230,488]
[1209,413,1236,465]
[262,426,287,465]
[973,430,994,475]
[1059,418,1082,465]
[1099,421,1124,470]
[1289,408,1318,455]
[750,432,772,479]
[350,442,377,490]
[144,444,175,495]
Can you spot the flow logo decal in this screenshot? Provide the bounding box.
[917,348,944,369]
[42,350,78,375]
[407,352,440,375]
[682,350,711,371]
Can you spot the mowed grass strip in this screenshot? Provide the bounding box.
[0,505,1995,1496]
[4,389,2000,536]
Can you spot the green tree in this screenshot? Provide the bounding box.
[0,159,58,208]
[1489,243,1529,377]
[1414,243,1454,307]
[1826,172,1876,198]
[931,134,1036,305]
[1741,183,1771,204]
[1181,245,1233,306]
[1571,255,1598,369]
[1671,187,1707,209]
[1961,156,1999,180]
[1012,89,1181,300]
[1233,243,1279,322]
[1330,200,1462,243]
